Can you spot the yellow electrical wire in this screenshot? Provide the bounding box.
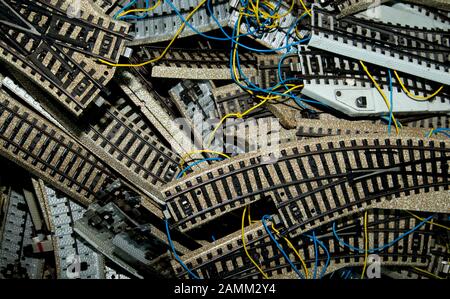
[271,224,309,278]
[179,149,230,169]
[242,206,269,278]
[360,61,400,135]
[270,0,296,20]
[116,0,162,19]
[99,0,208,67]
[406,211,450,231]
[298,0,312,17]
[412,267,444,279]
[360,211,368,279]
[206,9,305,148]
[206,84,304,148]
[248,205,253,225]
[393,71,444,101]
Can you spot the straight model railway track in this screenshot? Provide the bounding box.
[0,91,112,206]
[134,46,258,80]
[38,183,105,279]
[0,186,44,279]
[127,0,231,45]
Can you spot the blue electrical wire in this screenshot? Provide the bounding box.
[165,0,259,40]
[332,215,434,253]
[116,0,152,20]
[176,157,222,179]
[229,19,311,99]
[262,215,305,279]
[429,128,450,138]
[165,218,200,279]
[114,0,137,19]
[316,238,330,278]
[205,0,312,53]
[303,233,330,279]
[345,270,352,279]
[312,231,318,279]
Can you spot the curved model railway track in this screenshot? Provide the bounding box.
[162,136,449,234]
[0,92,112,206]
[171,209,440,279]
[385,243,450,279]
[0,0,130,116]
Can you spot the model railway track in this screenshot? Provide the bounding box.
[257,50,447,105]
[228,1,304,53]
[0,0,130,116]
[42,185,105,279]
[93,0,122,11]
[134,47,258,80]
[171,209,437,279]
[294,49,449,116]
[0,92,112,206]
[308,8,450,85]
[0,187,44,279]
[117,71,198,156]
[400,115,450,129]
[385,242,449,279]
[297,50,449,98]
[87,98,180,186]
[169,80,219,151]
[255,54,300,90]
[333,0,450,18]
[162,136,449,233]
[122,69,178,118]
[9,0,131,60]
[213,84,272,118]
[127,0,230,45]
[293,119,426,139]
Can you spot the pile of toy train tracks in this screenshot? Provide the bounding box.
[0,0,449,281]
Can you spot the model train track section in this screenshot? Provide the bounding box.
[126,0,230,45]
[294,49,449,116]
[171,209,438,279]
[0,187,44,279]
[92,0,122,12]
[134,46,258,80]
[1,76,172,210]
[401,115,450,129]
[384,242,449,279]
[354,3,450,30]
[162,135,449,233]
[40,184,106,279]
[228,0,308,53]
[118,71,196,155]
[308,7,450,85]
[213,83,274,120]
[0,0,131,116]
[333,0,450,18]
[86,98,180,187]
[0,91,112,206]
